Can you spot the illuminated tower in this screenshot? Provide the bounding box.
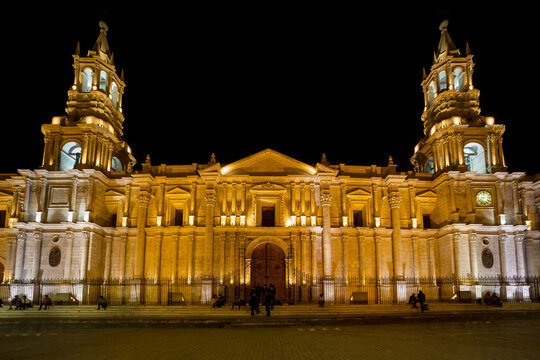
[411,21,506,175]
[41,21,136,173]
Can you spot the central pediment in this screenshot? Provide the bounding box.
[220,149,317,176]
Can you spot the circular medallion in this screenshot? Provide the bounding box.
[481,248,494,268]
[476,190,492,206]
[49,247,61,267]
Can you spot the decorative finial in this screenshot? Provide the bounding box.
[321,153,328,165]
[209,153,216,165]
[144,154,151,164]
[439,19,448,31]
[99,20,109,32]
[388,156,394,165]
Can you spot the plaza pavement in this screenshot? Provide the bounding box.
[1,302,540,329]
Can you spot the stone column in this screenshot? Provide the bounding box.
[388,192,403,279]
[31,229,43,301]
[103,236,112,282]
[187,233,194,282]
[452,233,462,277]
[6,237,17,281]
[154,230,163,280]
[428,237,437,284]
[171,235,179,283]
[134,191,150,278]
[119,235,127,281]
[63,231,74,279]
[468,233,479,280]
[515,234,526,280]
[320,190,334,304]
[204,190,216,277]
[14,231,26,280]
[357,231,365,284]
[202,191,216,303]
[498,233,508,281]
[80,231,90,280]
[321,192,332,277]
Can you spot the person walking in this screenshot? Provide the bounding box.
[97,296,108,310]
[417,290,427,312]
[263,291,273,316]
[249,289,259,316]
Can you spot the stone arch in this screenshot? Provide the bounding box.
[245,236,289,259]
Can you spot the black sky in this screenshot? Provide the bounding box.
[3,4,538,176]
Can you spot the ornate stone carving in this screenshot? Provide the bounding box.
[49,247,61,267]
[205,192,216,207]
[388,192,401,208]
[320,193,332,207]
[137,192,151,207]
[481,248,494,268]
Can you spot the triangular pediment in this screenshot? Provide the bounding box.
[416,189,438,201]
[166,186,190,196]
[346,187,372,198]
[220,149,316,176]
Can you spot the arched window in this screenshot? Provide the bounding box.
[423,157,434,174]
[428,81,437,106]
[453,67,464,92]
[60,141,82,171]
[111,82,118,108]
[99,70,108,92]
[111,156,123,171]
[464,142,487,173]
[438,71,447,91]
[82,68,93,92]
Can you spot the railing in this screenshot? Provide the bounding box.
[1,276,539,306]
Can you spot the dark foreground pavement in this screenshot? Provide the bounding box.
[1,318,540,360]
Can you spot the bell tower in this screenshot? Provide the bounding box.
[41,21,136,173]
[411,21,506,175]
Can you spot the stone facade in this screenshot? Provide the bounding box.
[0,22,539,305]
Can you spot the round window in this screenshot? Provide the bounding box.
[476,190,492,206]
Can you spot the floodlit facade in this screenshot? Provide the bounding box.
[0,22,539,305]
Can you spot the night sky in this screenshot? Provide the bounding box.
[3,4,538,176]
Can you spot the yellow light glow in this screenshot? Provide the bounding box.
[452,116,461,125]
[486,117,495,125]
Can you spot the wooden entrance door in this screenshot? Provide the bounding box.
[250,243,286,302]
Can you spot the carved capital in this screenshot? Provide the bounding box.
[137,192,151,208]
[388,192,401,208]
[320,192,332,207]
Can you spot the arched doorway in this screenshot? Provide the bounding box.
[250,243,286,303]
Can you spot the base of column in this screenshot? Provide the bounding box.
[394,280,407,303]
[201,277,213,305]
[322,277,334,305]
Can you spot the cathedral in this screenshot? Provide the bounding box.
[0,21,539,306]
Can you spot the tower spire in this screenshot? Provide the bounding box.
[435,20,460,63]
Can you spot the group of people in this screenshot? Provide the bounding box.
[4,294,53,310]
[408,290,428,312]
[211,294,226,308]
[249,283,277,316]
[480,292,503,307]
